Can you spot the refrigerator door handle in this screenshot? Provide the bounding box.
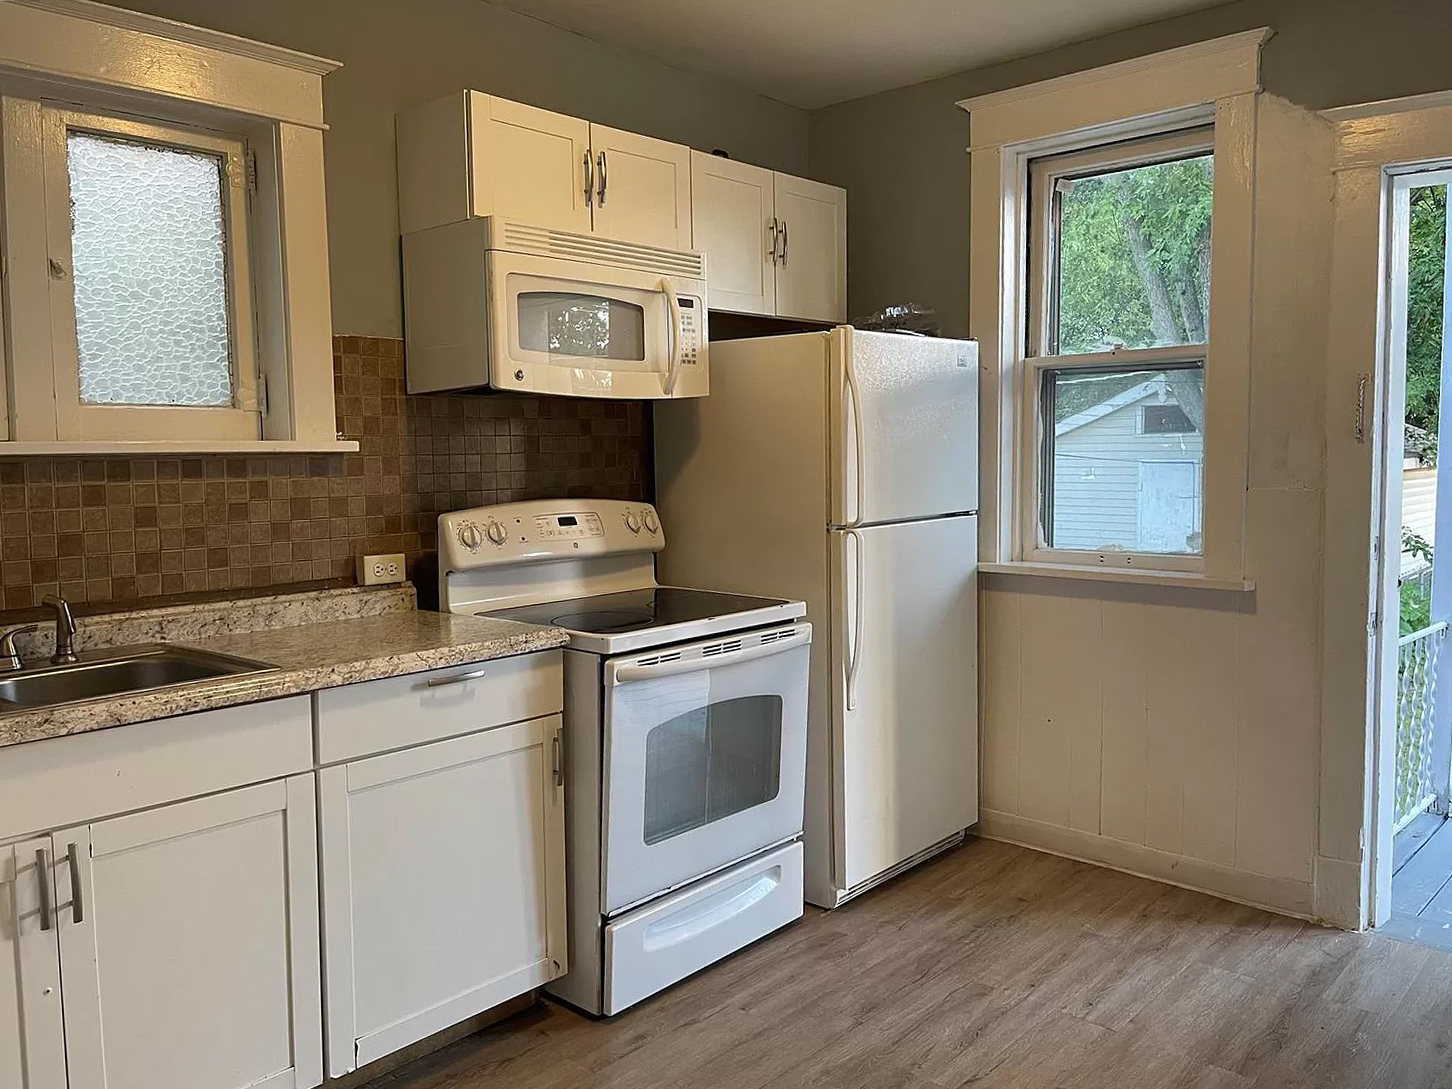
[843,346,865,527]
[844,528,865,711]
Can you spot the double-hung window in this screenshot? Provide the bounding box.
[1024,128,1213,567]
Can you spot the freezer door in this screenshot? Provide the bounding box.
[830,516,978,894]
[830,329,979,527]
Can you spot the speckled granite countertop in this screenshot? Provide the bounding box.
[0,588,566,750]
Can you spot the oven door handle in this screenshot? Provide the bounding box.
[607,624,811,686]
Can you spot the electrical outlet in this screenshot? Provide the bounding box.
[357,553,407,586]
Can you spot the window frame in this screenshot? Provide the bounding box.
[0,0,351,454]
[40,106,260,441]
[1019,127,1215,573]
[960,29,1266,589]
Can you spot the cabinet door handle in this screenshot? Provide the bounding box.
[66,842,83,925]
[425,666,489,688]
[779,218,788,266]
[596,151,608,207]
[35,848,54,932]
[768,217,779,266]
[583,151,594,208]
[551,732,563,787]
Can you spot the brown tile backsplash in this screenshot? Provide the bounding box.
[0,336,648,611]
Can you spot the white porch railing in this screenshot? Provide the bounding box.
[1396,621,1449,832]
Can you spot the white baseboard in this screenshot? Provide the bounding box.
[978,809,1319,923]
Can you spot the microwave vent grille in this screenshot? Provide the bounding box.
[499,221,705,279]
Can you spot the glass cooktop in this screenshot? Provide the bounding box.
[485,587,790,635]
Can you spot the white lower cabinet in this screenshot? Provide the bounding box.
[319,713,567,1077]
[2,777,322,1089]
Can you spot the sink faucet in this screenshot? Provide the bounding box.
[41,595,78,665]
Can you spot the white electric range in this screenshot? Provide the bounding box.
[438,499,811,1016]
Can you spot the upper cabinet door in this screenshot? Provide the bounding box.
[773,173,847,323]
[56,779,324,1089]
[470,94,592,234]
[690,151,775,316]
[588,124,691,249]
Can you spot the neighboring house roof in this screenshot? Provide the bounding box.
[1055,378,1164,437]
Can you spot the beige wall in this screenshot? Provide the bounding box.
[809,0,1452,335]
[111,0,809,338]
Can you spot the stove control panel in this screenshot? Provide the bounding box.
[533,512,604,541]
[438,499,666,576]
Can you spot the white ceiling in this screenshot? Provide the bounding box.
[491,0,1231,109]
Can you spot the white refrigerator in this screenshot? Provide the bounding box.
[654,327,979,907]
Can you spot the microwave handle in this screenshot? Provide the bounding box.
[661,276,685,396]
[608,624,810,686]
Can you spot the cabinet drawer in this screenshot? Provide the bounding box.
[0,696,312,842]
[315,650,563,764]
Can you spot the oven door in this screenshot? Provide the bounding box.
[601,622,810,915]
[487,250,707,400]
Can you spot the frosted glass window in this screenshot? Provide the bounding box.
[66,131,235,407]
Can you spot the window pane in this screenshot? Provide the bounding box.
[67,132,234,407]
[517,292,646,361]
[1054,154,1213,355]
[1042,365,1204,555]
[642,695,782,845]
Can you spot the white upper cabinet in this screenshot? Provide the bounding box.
[588,123,691,249]
[690,153,776,316]
[773,173,848,323]
[690,152,847,323]
[398,92,689,247]
[471,97,593,234]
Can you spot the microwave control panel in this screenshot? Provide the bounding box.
[679,297,701,366]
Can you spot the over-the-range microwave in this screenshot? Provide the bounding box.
[401,217,708,399]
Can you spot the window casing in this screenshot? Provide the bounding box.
[40,108,260,441]
[962,29,1265,588]
[0,0,348,453]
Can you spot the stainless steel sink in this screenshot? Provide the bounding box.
[0,644,277,709]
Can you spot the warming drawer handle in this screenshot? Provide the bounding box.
[609,625,810,685]
[641,869,781,953]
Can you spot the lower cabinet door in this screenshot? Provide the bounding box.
[319,714,567,1076]
[55,778,323,1089]
[0,839,67,1089]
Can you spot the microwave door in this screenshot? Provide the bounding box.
[486,250,707,400]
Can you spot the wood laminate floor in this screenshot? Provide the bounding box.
[372,837,1452,1089]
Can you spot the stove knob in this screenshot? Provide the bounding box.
[486,520,508,546]
[624,511,641,534]
[458,523,484,550]
[643,510,659,535]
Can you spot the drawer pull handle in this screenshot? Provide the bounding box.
[35,849,54,932]
[66,842,84,925]
[426,667,489,688]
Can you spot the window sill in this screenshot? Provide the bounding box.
[979,561,1255,592]
[0,440,360,456]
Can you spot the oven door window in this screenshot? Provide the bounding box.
[643,696,783,845]
[516,291,645,361]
